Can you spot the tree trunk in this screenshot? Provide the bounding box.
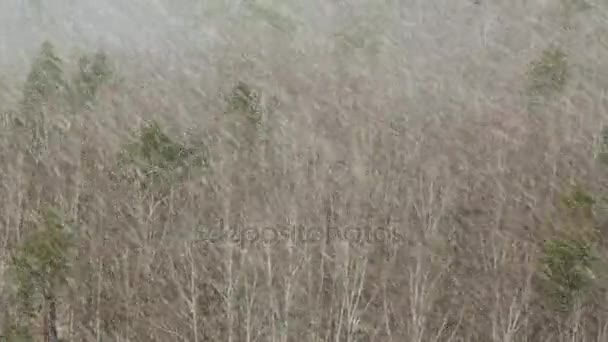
[43,292,58,342]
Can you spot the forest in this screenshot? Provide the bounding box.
[2,0,608,341]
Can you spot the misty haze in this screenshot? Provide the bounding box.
[1,1,608,341]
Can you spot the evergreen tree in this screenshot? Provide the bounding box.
[19,41,69,156]
[5,208,73,342]
[72,49,112,109]
[21,41,68,117]
[118,120,201,192]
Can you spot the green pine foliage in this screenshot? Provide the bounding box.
[19,41,112,122]
[224,80,273,154]
[561,185,595,214]
[597,126,608,165]
[20,41,69,117]
[17,41,70,149]
[72,50,112,108]
[5,208,73,341]
[539,237,596,312]
[536,185,604,315]
[118,120,207,191]
[525,46,569,111]
[526,46,568,98]
[227,81,264,128]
